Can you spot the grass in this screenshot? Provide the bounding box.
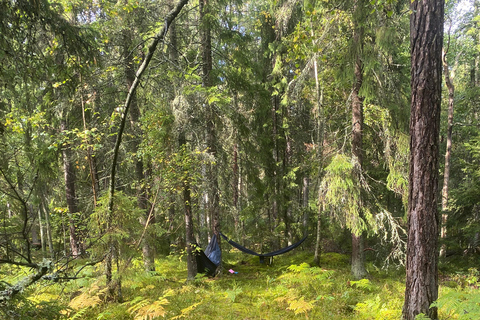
[3,250,480,319]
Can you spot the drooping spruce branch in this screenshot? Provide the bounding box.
[107,0,190,215]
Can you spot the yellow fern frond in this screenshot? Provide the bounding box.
[287,297,314,316]
[171,302,201,319]
[134,299,169,319]
[69,292,102,310]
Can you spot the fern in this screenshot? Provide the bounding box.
[354,295,402,320]
[286,296,314,317]
[124,290,173,320]
[171,302,201,319]
[350,279,375,292]
[287,262,311,273]
[432,290,480,320]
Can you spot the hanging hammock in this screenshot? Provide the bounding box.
[220,232,307,263]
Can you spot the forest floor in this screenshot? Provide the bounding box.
[4,249,480,319]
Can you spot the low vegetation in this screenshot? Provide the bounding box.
[2,250,479,319]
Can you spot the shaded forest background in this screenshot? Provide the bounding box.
[1,0,480,318]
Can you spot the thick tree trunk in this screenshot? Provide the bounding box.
[61,119,81,258]
[403,0,443,318]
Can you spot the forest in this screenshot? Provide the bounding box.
[1,0,480,319]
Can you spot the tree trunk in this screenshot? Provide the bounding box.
[122,24,155,272]
[41,198,54,258]
[180,132,197,281]
[233,139,240,237]
[105,0,189,289]
[351,12,367,280]
[403,0,443,318]
[314,194,322,266]
[61,119,81,258]
[302,176,309,233]
[37,208,46,256]
[200,0,221,254]
[439,46,455,258]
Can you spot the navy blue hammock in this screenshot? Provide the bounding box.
[220,232,308,263]
[196,233,307,276]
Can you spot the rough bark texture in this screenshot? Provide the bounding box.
[403,0,444,318]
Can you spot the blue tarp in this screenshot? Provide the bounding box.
[204,234,222,266]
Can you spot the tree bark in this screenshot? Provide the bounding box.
[403,0,444,318]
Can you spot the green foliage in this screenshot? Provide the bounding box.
[321,154,374,236]
[354,295,403,320]
[224,281,243,302]
[433,290,480,320]
[350,279,375,292]
[87,191,144,263]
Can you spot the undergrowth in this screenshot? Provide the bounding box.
[2,252,480,319]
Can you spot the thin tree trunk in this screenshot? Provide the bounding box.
[314,194,322,266]
[302,176,309,233]
[200,0,221,256]
[38,208,46,256]
[80,73,99,207]
[351,8,367,279]
[123,23,155,272]
[105,0,189,289]
[180,132,197,281]
[61,119,81,258]
[233,139,240,237]
[41,198,54,258]
[403,0,443,318]
[440,46,455,258]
